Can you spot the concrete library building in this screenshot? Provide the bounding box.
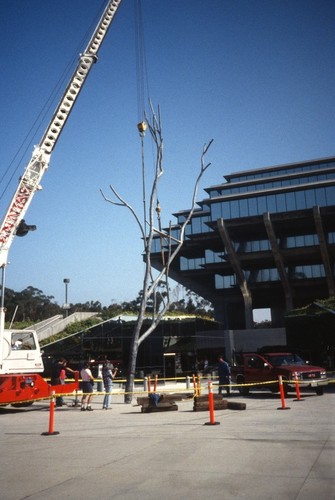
[151,156,335,357]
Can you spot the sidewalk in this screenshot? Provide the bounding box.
[0,385,334,499]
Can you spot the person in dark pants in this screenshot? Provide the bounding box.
[50,358,75,407]
[218,355,231,396]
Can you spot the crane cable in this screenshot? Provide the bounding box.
[135,0,163,242]
[134,0,149,126]
[134,1,164,268]
[134,0,149,234]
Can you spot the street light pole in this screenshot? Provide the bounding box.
[63,278,70,318]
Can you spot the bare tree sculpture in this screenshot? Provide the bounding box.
[101,104,212,402]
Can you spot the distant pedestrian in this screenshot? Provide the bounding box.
[203,358,209,373]
[102,361,118,409]
[80,362,94,411]
[218,355,231,396]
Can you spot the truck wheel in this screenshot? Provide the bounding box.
[237,377,249,396]
[315,387,324,396]
[240,386,249,396]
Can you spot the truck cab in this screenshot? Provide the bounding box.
[0,329,44,375]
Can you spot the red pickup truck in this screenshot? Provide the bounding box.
[231,352,328,396]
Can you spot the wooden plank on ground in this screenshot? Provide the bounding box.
[193,399,228,412]
[227,401,247,411]
[141,402,178,413]
[194,394,224,403]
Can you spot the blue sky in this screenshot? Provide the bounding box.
[0,0,334,312]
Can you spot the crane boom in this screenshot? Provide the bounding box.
[0,0,122,269]
[0,0,122,387]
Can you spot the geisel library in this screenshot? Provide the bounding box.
[151,155,335,362]
[43,156,335,373]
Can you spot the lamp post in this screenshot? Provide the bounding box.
[63,278,70,318]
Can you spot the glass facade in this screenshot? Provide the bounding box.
[151,226,181,253]
[209,165,335,197]
[224,159,335,183]
[206,159,335,219]
[205,249,224,263]
[214,264,329,290]
[285,234,319,248]
[150,156,335,326]
[210,185,335,220]
[184,213,212,236]
[180,256,205,271]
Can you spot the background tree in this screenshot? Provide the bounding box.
[72,300,102,312]
[101,104,212,402]
[169,286,214,317]
[5,286,106,325]
[4,286,61,323]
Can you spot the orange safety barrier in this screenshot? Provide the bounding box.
[41,390,60,436]
[293,372,303,401]
[204,381,220,426]
[277,375,290,411]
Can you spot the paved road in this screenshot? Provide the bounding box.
[0,385,334,499]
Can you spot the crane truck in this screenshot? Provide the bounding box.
[0,0,123,406]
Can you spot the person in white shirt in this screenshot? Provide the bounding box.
[80,362,94,411]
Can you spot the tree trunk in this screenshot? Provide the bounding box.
[124,324,141,403]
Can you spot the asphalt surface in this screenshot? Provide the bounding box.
[0,383,334,500]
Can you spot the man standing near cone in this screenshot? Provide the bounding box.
[218,355,231,396]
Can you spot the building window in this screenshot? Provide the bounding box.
[180,256,205,271]
[205,249,224,263]
[215,274,236,289]
[328,232,335,244]
[284,234,318,248]
[185,214,212,236]
[249,268,280,282]
[290,265,325,279]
